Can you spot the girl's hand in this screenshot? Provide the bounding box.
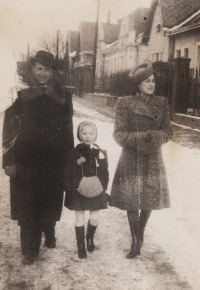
[77,157,86,165]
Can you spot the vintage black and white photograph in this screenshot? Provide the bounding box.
[1,0,200,289]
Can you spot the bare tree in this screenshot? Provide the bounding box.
[38,30,66,59]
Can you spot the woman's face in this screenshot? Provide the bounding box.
[138,74,155,95]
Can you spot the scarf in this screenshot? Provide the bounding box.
[76,143,100,159]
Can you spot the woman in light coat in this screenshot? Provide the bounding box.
[109,62,172,258]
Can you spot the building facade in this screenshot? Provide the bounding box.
[96,8,149,78]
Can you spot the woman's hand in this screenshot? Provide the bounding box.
[5,165,16,178]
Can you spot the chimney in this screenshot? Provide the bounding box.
[107,10,110,24]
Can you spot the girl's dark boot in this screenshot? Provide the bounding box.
[86,220,97,252]
[136,210,151,255]
[126,211,139,259]
[75,226,87,259]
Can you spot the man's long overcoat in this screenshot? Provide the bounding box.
[109,94,172,211]
[2,77,74,225]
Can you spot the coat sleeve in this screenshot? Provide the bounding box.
[2,105,18,169]
[147,97,172,144]
[98,149,109,191]
[137,97,172,155]
[113,97,150,149]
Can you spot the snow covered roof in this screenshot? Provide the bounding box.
[79,21,96,52]
[67,31,79,53]
[102,23,120,44]
[142,0,200,43]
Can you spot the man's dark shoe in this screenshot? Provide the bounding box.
[44,238,56,248]
[22,255,35,265]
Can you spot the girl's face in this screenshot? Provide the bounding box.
[138,74,155,95]
[80,125,96,145]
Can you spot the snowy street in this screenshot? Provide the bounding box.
[0,100,200,289]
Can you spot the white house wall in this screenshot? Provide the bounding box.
[173,29,200,72]
[148,4,169,62]
[103,44,148,76]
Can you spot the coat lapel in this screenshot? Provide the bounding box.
[129,93,155,121]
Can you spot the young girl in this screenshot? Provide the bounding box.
[64,121,109,259]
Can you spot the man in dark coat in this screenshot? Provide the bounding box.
[2,50,74,265]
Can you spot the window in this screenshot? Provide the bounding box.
[155,53,159,62]
[122,24,125,36]
[156,24,162,33]
[184,48,189,57]
[176,50,181,58]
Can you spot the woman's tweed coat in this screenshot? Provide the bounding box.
[109,93,172,211]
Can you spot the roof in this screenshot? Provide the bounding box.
[142,0,200,43]
[121,7,149,37]
[102,23,120,44]
[161,0,200,28]
[79,21,96,52]
[67,31,79,53]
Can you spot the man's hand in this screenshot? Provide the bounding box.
[5,165,16,178]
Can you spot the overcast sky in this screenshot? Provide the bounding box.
[0,0,152,60]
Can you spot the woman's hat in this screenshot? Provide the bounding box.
[129,62,153,83]
[30,50,57,70]
[77,121,97,142]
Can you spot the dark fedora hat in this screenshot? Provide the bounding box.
[30,50,57,70]
[129,61,153,83]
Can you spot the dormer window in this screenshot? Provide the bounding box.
[156,24,162,33]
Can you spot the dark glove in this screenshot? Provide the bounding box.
[4,165,16,178]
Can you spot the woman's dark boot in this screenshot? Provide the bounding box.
[136,210,151,255]
[126,234,137,259]
[86,220,97,252]
[126,211,139,259]
[75,226,87,259]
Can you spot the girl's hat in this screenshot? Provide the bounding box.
[129,62,153,83]
[77,121,97,142]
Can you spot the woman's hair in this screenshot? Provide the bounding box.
[132,81,140,95]
[77,121,97,142]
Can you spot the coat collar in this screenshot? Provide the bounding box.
[129,93,160,121]
[20,75,67,106]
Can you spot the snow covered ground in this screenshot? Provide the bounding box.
[73,101,200,289]
[0,100,200,289]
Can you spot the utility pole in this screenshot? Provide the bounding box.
[27,42,30,82]
[56,30,60,80]
[91,0,100,93]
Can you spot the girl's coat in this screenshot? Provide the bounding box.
[64,143,109,211]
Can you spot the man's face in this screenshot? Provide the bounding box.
[32,62,53,85]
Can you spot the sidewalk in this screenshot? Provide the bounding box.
[73,95,200,150]
[73,95,115,120]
